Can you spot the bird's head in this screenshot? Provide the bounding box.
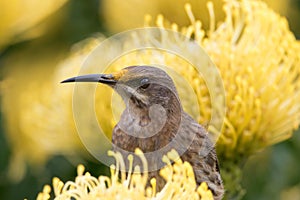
[62,66,181,111]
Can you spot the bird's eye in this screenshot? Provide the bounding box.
[140,78,150,89]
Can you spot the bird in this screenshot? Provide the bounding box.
[62,65,224,199]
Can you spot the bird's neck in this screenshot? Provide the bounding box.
[128,93,182,127]
[116,96,182,152]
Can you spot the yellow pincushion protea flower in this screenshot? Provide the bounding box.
[201,0,300,159]
[1,37,105,182]
[100,0,300,160]
[101,0,290,34]
[36,149,213,200]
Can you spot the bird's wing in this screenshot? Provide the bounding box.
[179,112,224,199]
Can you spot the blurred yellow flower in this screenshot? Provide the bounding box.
[36,149,213,200]
[1,37,104,182]
[101,0,291,34]
[0,0,68,50]
[280,185,300,200]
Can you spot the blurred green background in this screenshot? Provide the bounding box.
[0,0,300,199]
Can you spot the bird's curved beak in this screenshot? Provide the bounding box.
[61,74,117,86]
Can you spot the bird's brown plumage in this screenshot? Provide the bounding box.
[111,66,224,199]
[62,65,224,199]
